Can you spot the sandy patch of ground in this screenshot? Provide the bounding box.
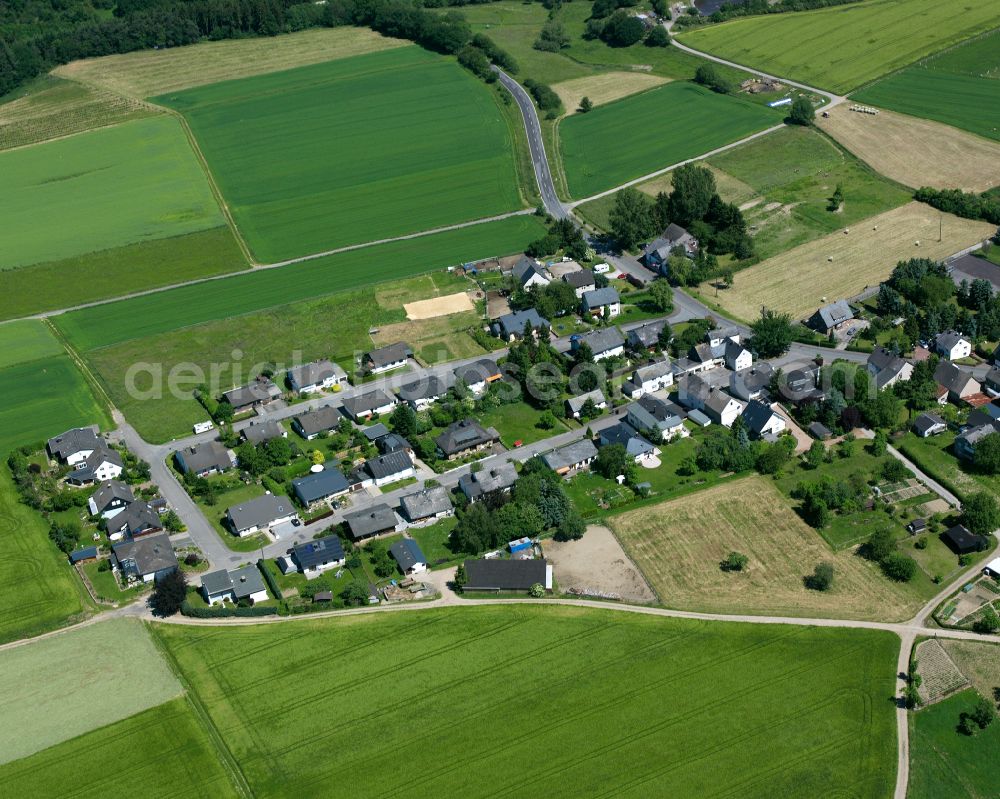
[709,202,995,321]
[544,525,656,604]
[918,498,950,516]
[404,291,475,320]
[553,72,669,114]
[817,105,1000,193]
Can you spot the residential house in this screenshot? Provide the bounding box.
[571,328,625,361]
[341,389,397,421]
[598,422,657,462]
[565,389,607,419]
[241,420,286,445]
[627,360,674,399]
[627,320,669,351]
[353,450,415,488]
[66,445,124,486]
[968,403,1000,430]
[642,224,699,270]
[454,359,502,396]
[677,373,712,411]
[955,422,1000,461]
[541,439,598,475]
[292,406,342,440]
[290,535,345,578]
[458,460,518,501]
[984,367,1000,396]
[291,466,350,507]
[462,558,553,592]
[175,441,233,477]
[741,400,786,439]
[287,359,346,394]
[111,533,177,583]
[399,486,454,525]
[707,326,741,348]
[376,433,412,456]
[106,501,162,542]
[912,413,947,438]
[934,330,972,361]
[344,503,401,541]
[866,346,913,390]
[362,342,412,374]
[776,364,825,406]
[435,419,500,460]
[47,426,101,466]
[201,565,268,606]
[704,390,746,428]
[226,493,297,537]
[724,340,753,372]
[390,538,428,575]
[934,361,981,403]
[807,300,854,335]
[396,375,448,411]
[942,524,988,555]
[362,423,391,443]
[627,395,687,441]
[581,287,621,318]
[493,309,550,341]
[511,255,550,290]
[223,377,281,413]
[563,270,595,298]
[87,480,135,519]
[729,363,774,402]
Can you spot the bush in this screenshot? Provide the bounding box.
[805,562,834,591]
[720,551,748,572]
[150,571,188,617]
[257,560,284,600]
[880,552,917,582]
[181,602,278,618]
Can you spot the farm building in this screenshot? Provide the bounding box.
[111,533,177,583]
[462,558,553,592]
[175,440,234,477]
[399,486,453,525]
[362,342,412,374]
[390,539,428,575]
[223,376,281,412]
[343,504,402,541]
[292,405,343,440]
[226,494,298,537]
[435,419,500,460]
[942,524,989,555]
[201,565,268,606]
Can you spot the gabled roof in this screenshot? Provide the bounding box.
[377,432,411,454]
[342,389,395,417]
[512,255,549,286]
[69,546,98,564]
[459,461,518,498]
[599,422,654,457]
[363,450,413,481]
[634,359,672,383]
[627,320,669,348]
[935,329,969,352]
[704,389,742,416]
[581,287,620,310]
[390,538,427,571]
[227,493,294,532]
[241,420,283,444]
[109,501,161,537]
[724,338,750,363]
[364,342,412,369]
[455,358,501,386]
[177,440,232,474]
[496,309,550,338]
[541,439,598,471]
[435,419,499,456]
[741,400,782,435]
[574,327,625,355]
[708,325,740,342]
[637,393,682,423]
[47,426,100,460]
[344,503,397,538]
[112,533,176,576]
[563,270,596,289]
[287,359,346,388]
[809,300,853,331]
[90,480,135,511]
[363,423,391,441]
[400,486,453,520]
[292,467,350,504]
[202,565,266,600]
[934,360,979,396]
[913,413,946,436]
[689,342,720,364]
[397,375,448,403]
[223,377,280,408]
[942,524,987,553]
[293,405,342,437]
[68,445,123,482]
[293,535,345,570]
[566,389,606,414]
[463,558,547,591]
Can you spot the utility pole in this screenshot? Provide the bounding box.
[939,213,943,243]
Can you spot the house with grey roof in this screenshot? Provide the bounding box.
[454,358,502,396]
[363,342,412,374]
[627,396,685,442]
[287,359,347,394]
[581,287,620,318]
[175,440,233,477]
[956,422,1000,461]
[223,376,281,412]
[396,375,448,410]
[87,480,135,519]
[292,405,342,440]
[704,389,746,428]
[935,330,972,361]
[47,425,101,466]
[226,493,297,537]
[292,466,350,507]
[707,326,741,348]
[689,342,724,368]
[377,432,412,456]
[493,309,550,341]
[435,419,500,460]
[511,255,550,289]
[913,413,947,438]
[542,439,598,474]
[241,420,286,445]
[65,445,123,486]
[112,533,177,583]
[399,486,453,525]
[598,422,657,462]
[642,223,699,269]
[106,501,162,542]
[741,400,786,439]
[985,367,1000,396]
[724,339,752,372]
[201,565,268,606]
[458,460,518,501]
[866,346,913,390]
[353,450,415,488]
[563,269,596,298]
[627,319,669,351]
[290,535,345,577]
[390,538,428,575]
[565,389,607,419]
[934,360,981,403]
[341,389,397,421]
[729,363,774,402]
[807,300,854,334]
[571,327,625,361]
[630,360,673,398]
[344,503,401,540]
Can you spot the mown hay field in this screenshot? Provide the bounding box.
[817,103,1000,192]
[940,640,1000,703]
[709,202,995,321]
[154,606,898,798]
[559,81,778,198]
[0,697,238,799]
[156,47,523,262]
[0,619,181,763]
[552,72,670,114]
[55,26,407,98]
[0,115,223,269]
[611,476,930,621]
[852,29,1000,144]
[678,0,1000,94]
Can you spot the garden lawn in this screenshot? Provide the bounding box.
[0,115,223,269]
[678,0,1000,94]
[558,82,777,198]
[81,559,145,604]
[0,618,181,764]
[408,517,459,569]
[853,29,1000,144]
[908,688,1000,799]
[55,214,546,352]
[153,605,898,798]
[0,697,238,799]
[156,47,522,261]
[896,431,1000,502]
[477,401,569,447]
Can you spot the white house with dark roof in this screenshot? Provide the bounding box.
[625,360,674,400]
[47,426,101,466]
[807,300,854,334]
[912,413,947,438]
[724,339,752,372]
[241,420,286,445]
[396,375,448,411]
[435,419,500,460]
[292,405,342,440]
[563,270,596,298]
[201,565,268,606]
[341,389,397,421]
[399,486,453,525]
[291,467,350,507]
[289,535,345,577]
[511,255,550,289]
[542,439,598,475]
[88,480,135,519]
[352,450,415,488]
[226,494,298,537]
[740,400,786,439]
[112,533,177,583]
[493,309,550,341]
[65,445,123,486]
[106,501,162,542]
[643,224,699,269]
[598,422,658,462]
[627,396,687,442]
[571,328,625,361]
[866,346,913,390]
[287,359,346,394]
[704,390,746,428]
[581,287,621,318]
[627,320,669,351]
[390,538,428,575]
[934,330,972,361]
[363,342,412,374]
[458,461,518,501]
[344,504,402,540]
[175,441,233,477]
[565,389,607,419]
[454,359,502,396]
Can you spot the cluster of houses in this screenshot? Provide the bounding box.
[47,427,178,584]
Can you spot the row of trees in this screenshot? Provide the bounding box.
[915,187,1000,226]
[672,0,862,30]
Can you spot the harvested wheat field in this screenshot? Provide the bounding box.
[55,27,407,98]
[940,640,1000,701]
[611,476,928,621]
[404,291,475,319]
[552,72,669,114]
[711,202,994,321]
[817,105,1000,193]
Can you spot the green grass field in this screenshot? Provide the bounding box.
[0,618,181,763]
[908,688,1000,799]
[678,0,1000,94]
[0,697,238,799]
[853,30,1000,143]
[707,126,910,259]
[155,46,522,262]
[558,82,777,198]
[0,321,63,369]
[0,115,223,269]
[154,606,898,797]
[896,431,1000,503]
[56,214,545,353]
